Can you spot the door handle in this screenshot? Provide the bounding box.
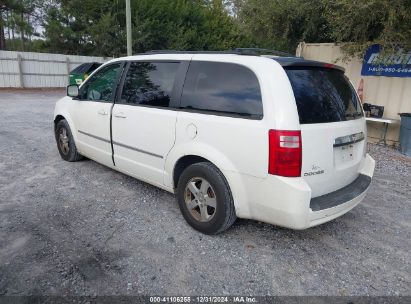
[113,112,127,118]
[97,109,108,116]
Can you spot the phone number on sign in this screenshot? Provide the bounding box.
[367,66,411,73]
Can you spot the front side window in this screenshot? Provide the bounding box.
[180,61,263,119]
[79,63,121,102]
[120,62,180,108]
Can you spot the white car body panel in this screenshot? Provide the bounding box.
[301,118,367,197]
[112,104,177,188]
[72,99,113,167]
[54,53,375,230]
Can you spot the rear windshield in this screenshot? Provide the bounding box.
[285,67,363,124]
[71,63,91,74]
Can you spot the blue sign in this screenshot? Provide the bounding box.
[361,44,411,77]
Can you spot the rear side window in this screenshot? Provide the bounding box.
[285,68,363,124]
[180,61,263,119]
[120,62,179,108]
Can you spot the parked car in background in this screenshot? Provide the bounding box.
[69,62,102,85]
[54,50,375,234]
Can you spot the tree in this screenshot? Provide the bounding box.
[232,0,331,53]
[130,0,249,53]
[0,0,48,51]
[39,0,249,56]
[323,0,411,57]
[4,0,410,58]
[233,0,411,57]
[42,0,126,56]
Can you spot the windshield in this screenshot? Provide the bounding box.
[285,67,363,124]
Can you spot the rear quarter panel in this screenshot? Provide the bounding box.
[164,55,302,214]
[165,55,300,183]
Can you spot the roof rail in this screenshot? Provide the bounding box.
[233,48,293,57]
[139,48,294,57]
[141,50,238,55]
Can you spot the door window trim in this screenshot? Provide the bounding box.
[175,107,264,120]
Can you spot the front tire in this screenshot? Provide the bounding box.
[176,162,236,234]
[55,119,83,162]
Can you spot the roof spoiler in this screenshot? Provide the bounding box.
[273,58,345,72]
[274,58,345,73]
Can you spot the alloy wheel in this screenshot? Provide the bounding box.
[58,127,70,155]
[184,177,217,222]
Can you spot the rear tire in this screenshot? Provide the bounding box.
[55,119,83,162]
[176,162,236,234]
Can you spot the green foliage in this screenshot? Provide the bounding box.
[38,0,249,56]
[2,0,410,57]
[323,0,411,57]
[233,0,331,53]
[234,0,411,56]
[41,0,126,56]
[1,0,45,50]
[130,0,249,52]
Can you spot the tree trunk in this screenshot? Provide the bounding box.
[20,12,25,51]
[0,18,6,50]
[11,11,15,50]
[7,10,11,48]
[27,15,31,51]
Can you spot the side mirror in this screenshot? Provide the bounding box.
[67,84,79,97]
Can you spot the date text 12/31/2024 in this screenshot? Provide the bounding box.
[149,296,258,303]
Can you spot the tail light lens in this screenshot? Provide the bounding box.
[268,130,302,177]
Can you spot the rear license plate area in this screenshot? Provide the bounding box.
[334,144,355,167]
[333,132,364,167]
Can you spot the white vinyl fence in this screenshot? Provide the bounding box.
[0,50,109,88]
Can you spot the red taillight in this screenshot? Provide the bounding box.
[268,130,302,177]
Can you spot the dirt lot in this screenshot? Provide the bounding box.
[0,90,410,296]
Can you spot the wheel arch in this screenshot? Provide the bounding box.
[165,144,250,218]
[54,114,65,130]
[173,155,214,190]
[166,143,238,189]
[53,112,78,143]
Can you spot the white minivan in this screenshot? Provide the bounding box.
[54,51,375,234]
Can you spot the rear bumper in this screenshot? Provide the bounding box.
[226,153,375,229]
[309,174,371,212]
[308,186,368,227]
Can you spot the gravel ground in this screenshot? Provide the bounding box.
[0,90,410,296]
